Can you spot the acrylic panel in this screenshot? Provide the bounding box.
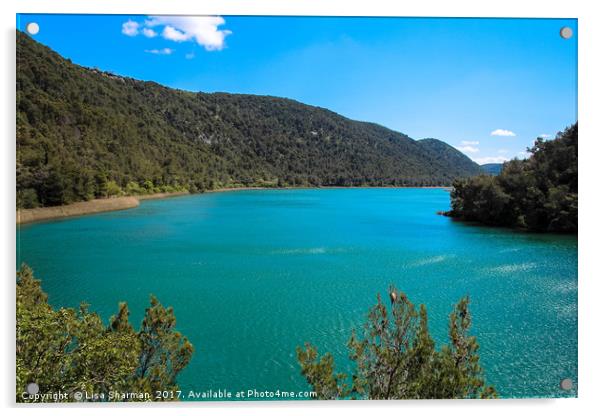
[16,14,578,402]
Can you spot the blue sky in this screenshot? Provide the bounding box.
[17,14,577,164]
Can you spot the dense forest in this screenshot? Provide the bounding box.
[17,31,482,209]
[17,265,193,402]
[297,287,496,399]
[444,124,577,233]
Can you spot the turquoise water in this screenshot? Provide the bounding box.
[17,189,577,399]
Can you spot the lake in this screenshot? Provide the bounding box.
[16,188,578,399]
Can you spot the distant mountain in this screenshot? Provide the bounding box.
[16,31,482,208]
[417,139,486,180]
[481,163,503,175]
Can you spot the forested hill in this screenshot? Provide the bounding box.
[17,31,482,208]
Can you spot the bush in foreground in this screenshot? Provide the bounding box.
[297,287,496,399]
[16,265,193,402]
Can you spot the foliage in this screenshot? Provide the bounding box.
[16,31,482,208]
[16,265,193,402]
[105,180,123,197]
[446,124,577,233]
[296,286,496,399]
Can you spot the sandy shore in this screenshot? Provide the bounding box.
[17,191,193,225]
[17,197,141,225]
[17,186,451,225]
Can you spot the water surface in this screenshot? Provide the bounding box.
[17,189,577,398]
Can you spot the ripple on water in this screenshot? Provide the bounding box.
[17,189,577,399]
[272,247,327,255]
[489,262,538,274]
[410,255,450,267]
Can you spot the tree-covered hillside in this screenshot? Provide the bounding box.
[17,31,482,208]
[444,124,577,233]
[480,163,503,175]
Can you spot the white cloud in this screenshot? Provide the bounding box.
[122,20,140,36]
[122,16,231,54]
[162,25,189,42]
[146,16,232,51]
[457,145,479,154]
[461,140,479,145]
[491,129,516,137]
[145,48,174,55]
[142,28,157,38]
[538,133,551,138]
[185,52,195,60]
[473,156,510,164]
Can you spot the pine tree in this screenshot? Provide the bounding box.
[297,286,496,399]
[16,265,194,402]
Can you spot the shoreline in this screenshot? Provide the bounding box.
[17,191,191,225]
[16,186,451,225]
[17,196,141,225]
[206,185,452,192]
[135,191,190,200]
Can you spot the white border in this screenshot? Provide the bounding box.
[3,0,584,18]
[2,1,601,415]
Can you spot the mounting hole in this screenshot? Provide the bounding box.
[26,22,40,35]
[560,378,573,391]
[26,382,39,395]
[560,27,573,40]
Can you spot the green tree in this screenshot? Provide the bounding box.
[17,188,40,209]
[435,297,497,398]
[296,344,348,400]
[134,296,194,395]
[94,172,109,198]
[16,265,193,402]
[125,181,144,195]
[449,175,512,226]
[296,286,496,399]
[142,180,155,194]
[105,180,123,197]
[446,124,577,233]
[39,167,67,206]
